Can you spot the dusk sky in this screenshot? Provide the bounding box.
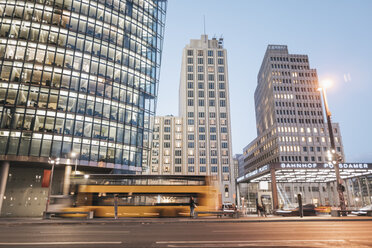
[156,0,372,162]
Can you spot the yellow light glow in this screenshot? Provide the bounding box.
[319,79,333,89]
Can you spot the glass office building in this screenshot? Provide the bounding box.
[0,0,167,172]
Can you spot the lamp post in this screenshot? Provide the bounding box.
[45,157,60,213]
[318,84,346,212]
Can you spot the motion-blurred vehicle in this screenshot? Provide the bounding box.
[351,205,372,216]
[275,204,317,216]
[63,175,219,218]
[315,205,332,214]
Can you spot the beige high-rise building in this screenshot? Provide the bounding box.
[178,35,234,203]
[239,45,345,174]
[147,35,235,203]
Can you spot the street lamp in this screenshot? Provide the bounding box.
[70,152,78,174]
[45,157,60,213]
[318,82,346,212]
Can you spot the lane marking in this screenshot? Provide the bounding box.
[0,241,122,246]
[156,240,346,244]
[39,231,130,234]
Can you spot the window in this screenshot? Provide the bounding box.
[197,66,204,72]
[218,58,224,65]
[187,66,193,72]
[218,74,225,81]
[187,82,194,89]
[222,142,228,148]
[199,127,205,133]
[198,91,204,98]
[218,67,224,73]
[188,142,194,148]
[200,166,206,172]
[198,74,204,81]
[208,74,214,81]
[198,99,204,106]
[197,58,203,64]
[210,135,216,140]
[187,119,194,125]
[164,142,170,148]
[188,167,194,172]
[175,150,182,156]
[200,158,206,164]
[208,58,214,65]
[188,134,194,140]
[219,83,225,89]
[303,147,307,152]
[197,50,203,56]
[208,83,215,89]
[211,158,218,164]
[217,51,223,57]
[211,166,218,173]
[187,58,193,64]
[209,91,215,98]
[199,112,205,118]
[209,100,215,106]
[175,166,182,172]
[187,112,194,118]
[188,158,194,164]
[198,82,204,89]
[208,50,213,56]
[187,50,193,56]
[219,100,226,107]
[187,99,194,106]
[222,167,229,173]
[164,127,171,132]
[175,158,182,164]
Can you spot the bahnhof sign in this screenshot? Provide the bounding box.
[236,163,372,212]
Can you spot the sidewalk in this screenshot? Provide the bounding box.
[1,215,371,225]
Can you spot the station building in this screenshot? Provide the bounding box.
[236,45,371,212]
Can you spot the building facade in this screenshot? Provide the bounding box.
[239,45,344,175]
[0,0,167,216]
[178,35,234,203]
[237,45,348,211]
[145,115,183,175]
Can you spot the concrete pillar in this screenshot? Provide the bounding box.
[365,176,371,205]
[270,167,279,210]
[0,162,10,214]
[63,165,72,195]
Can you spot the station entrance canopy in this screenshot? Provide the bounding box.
[237,163,372,184]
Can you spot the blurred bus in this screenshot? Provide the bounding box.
[64,175,219,217]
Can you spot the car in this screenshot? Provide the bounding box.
[275,204,317,216]
[351,205,372,216]
[222,203,236,212]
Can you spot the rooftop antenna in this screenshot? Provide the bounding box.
[203,15,207,42]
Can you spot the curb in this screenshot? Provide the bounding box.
[1,217,372,225]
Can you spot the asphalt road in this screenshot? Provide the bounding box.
[0,221,372,248]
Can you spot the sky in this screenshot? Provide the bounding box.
[156,0,372,162]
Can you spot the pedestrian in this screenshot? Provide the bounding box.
[114,194,118,219]
[189,196,196,218]
[257,204,263,217]
[261,203,267,217]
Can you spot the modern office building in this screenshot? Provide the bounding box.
[240,45,344,173]
[178,35,234,203]
[0,0,167,216]
[237,45,350,211]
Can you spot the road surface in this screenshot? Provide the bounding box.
[0,221,371,247]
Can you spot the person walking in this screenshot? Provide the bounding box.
[257,204,262,217]
[261,203,267,217]
[189,196,196,218]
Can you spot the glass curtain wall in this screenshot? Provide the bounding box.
[0,0,167,171]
